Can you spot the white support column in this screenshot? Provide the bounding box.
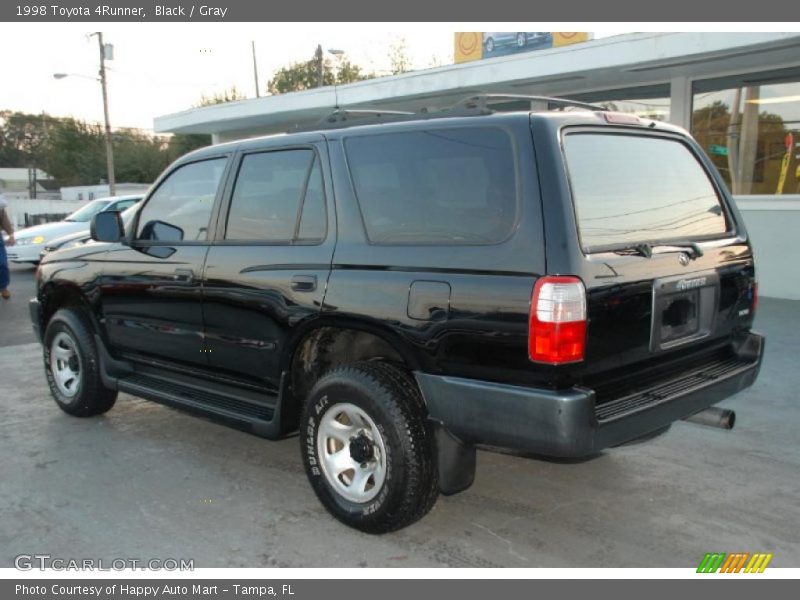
[670,76,693,131]
[211,133,222,145]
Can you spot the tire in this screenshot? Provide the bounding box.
[301,361,438,533]
[43,307,117,417]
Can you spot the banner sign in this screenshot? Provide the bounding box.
[455,32,591,63]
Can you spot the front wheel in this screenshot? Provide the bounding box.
[301,361,438,533]
[43,308,117,417]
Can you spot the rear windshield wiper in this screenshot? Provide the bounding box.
[610,243,654,258]
[607,241,704,260]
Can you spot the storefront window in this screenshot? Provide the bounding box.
[692,70,800,196]
[568,85,671,121]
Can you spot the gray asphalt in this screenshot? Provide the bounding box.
[1,267,798,567]
[0,264,37,346]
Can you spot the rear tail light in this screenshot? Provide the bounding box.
[529,276,587,364]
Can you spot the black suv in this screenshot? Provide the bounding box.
[30,95,764,533]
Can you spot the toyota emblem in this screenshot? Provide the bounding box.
[678,253,690,266]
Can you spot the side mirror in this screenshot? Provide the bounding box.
[139,220,184,242]
[91,211,125,243]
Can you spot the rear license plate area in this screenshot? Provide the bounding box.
[650,271,719,352]
[660,290,699,343]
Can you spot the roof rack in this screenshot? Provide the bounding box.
[290,109,415,133]
[453,94,608,113]
[288,93,606,133]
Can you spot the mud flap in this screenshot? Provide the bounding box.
[431,421,476,495]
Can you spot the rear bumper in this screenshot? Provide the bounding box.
[415,332,764,458]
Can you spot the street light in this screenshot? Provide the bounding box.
[53,72,96,81]
[315,46,346,88]
[53,32,116,196]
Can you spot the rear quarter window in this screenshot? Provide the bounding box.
[344,127,518,245]
[563,132,730,251]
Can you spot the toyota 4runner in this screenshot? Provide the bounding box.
[30,95,764,533]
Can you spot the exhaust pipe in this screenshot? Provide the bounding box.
[684,407,736,430]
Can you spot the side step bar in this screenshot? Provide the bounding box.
[97,335,291,439]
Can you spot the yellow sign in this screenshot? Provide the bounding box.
[454,32,482,64]
[553,32,590,47]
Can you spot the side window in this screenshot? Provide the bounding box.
[345,127,518,245]
[225,149,326,243]
[137,158,226,242]
[297,158,326,241]
[112,199,136,212]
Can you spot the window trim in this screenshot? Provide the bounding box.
[342,125,522,247]
[218,145,328,246]
[559,126,739,255]
[131,155,231,247]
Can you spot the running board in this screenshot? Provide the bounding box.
[95,334,294,440]
[117,373,285,438]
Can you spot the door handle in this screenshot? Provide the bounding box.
[291,275,317,292]
[172,268,194,284]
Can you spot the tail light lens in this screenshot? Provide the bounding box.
[529,276,587,364]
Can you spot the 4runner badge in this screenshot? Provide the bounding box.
[679,253,690,266]
[677,277,708,291]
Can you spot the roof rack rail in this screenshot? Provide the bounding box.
[454,94,608,113]
[287,94,606,133]
[290,109,415,133]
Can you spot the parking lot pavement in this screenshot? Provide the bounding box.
[1,269,798,567]
[0,264,37,347]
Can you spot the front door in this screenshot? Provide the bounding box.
[98,156,229,368]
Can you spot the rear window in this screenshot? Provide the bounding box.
[563,133,729,251]
[345,127,518,245]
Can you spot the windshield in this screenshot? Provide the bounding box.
[65,200,112,223]
[564,133,730,251]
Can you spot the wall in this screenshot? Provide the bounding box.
[3,198,85,229]
[735,196,800,300]
[60,183,151,202]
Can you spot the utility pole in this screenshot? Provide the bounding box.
[251,41,260,97]
[93,32,116,196]
[315,44,324,88]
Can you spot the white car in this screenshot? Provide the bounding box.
[5,195,142,264]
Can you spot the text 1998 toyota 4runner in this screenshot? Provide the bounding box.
[30,95,763,533]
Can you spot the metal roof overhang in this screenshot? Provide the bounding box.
[154,32,800,137]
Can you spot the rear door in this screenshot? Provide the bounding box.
[540,124,757,382]
[201,136,334,390]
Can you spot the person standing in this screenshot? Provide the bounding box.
[0,196,15,299]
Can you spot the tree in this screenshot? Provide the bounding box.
[167,133,212,159]
[195,86,247,107]
[388,38,411,75]
[0,111,61,170]
[0,109,211,187]
[267,52,373,95]
[41,117,106,185]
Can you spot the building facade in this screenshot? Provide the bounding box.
[154,32,800,298]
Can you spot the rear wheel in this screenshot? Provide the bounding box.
[301,361,438,533]
[43,308,117,417]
